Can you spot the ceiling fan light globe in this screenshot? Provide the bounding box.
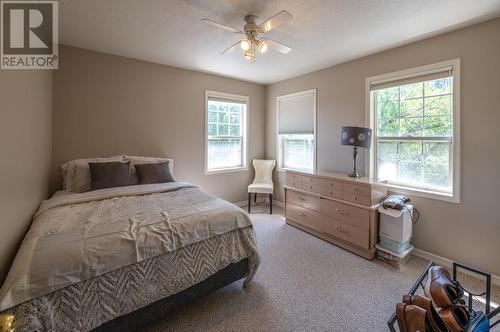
[240,39,251,51]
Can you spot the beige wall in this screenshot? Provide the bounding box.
[0,70,52,282]
[266,18,500,275]
[52,46,266,203]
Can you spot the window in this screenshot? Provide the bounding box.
[277,89,316,171]
[279,134,315,170]
[205,91,248,174]
[366,59,460,202]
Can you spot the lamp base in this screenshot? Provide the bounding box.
[348,146,362,178]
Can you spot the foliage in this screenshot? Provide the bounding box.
[375,77,453,189]
[208,101,243,137]
[377,140,450,189]
[376,78,453,137]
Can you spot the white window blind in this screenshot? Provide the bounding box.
[207,96,247,104]
[370,66,453,91]
[277,89,316,171]
[278,92,315,134]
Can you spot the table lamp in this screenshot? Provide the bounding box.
[340,126,372,178]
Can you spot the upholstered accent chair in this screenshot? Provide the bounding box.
[247,159,276,214]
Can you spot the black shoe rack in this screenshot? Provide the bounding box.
[388,261,500,331]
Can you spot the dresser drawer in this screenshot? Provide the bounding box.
[342,183,371,196]
[286,203,323,233]
[341,192,371,206]
[316,178,343,191]
[287,190,320,211]
[322,217,370,249]
[301,175,315,191]
[286,173,302,188]
[307,177,332,195]
[311,178,341,196]
[316,186,342,199]
[319,199,370,230]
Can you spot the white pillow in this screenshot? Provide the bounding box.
[61,155,125,192]
[124,155,174,184]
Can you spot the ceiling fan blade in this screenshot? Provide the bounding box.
[263,38,292,54]
[201,18,242,33]
[258,10,293,33]
[221,40,241,55]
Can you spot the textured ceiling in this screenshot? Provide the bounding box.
[59,0,500,84]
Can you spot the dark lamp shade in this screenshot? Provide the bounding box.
[340,126,372,148]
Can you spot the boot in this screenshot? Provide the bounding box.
[403,294,450,332]
[397,303,427,332]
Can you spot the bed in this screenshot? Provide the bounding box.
[0,156,260,331]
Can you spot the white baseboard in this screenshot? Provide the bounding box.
[412,247,500,287]
[233,197,266,207]
[234,198,284,208]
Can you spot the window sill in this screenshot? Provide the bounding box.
[386,183,459,204]
[277,167,315,173]
[205,166,248,175]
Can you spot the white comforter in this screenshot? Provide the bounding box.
[0,182,253,311]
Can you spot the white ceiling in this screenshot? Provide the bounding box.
[59,0,500,84]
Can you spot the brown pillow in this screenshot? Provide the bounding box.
[135,161,175,184]
[89,161,132,191]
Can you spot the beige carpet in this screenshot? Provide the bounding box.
[147,204,499,332]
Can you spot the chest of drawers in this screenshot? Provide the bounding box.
[284,170,387,259]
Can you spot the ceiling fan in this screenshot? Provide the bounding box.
[201,10,293,62]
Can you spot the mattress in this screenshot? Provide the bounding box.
[0,182,260,331]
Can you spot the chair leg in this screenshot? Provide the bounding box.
[254,193,257,203]
[269,194,273,214]
[248,193,251,213]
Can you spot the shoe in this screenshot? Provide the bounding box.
[437,305,470,332]
[403,294,450,332]
[424,266,464,307]
[397,303,427,332]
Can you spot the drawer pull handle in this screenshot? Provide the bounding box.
[354,188,359,192]
[309,185,313,189]
[335,225,349,234]
[298,197,306,201]
[335,208,350,215]
[298,212,306,217]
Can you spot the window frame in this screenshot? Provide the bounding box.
[204,90,249,175]
[365,59,461,203]
[276,89,317,172]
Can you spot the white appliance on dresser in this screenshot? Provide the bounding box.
[284,170,387,259]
